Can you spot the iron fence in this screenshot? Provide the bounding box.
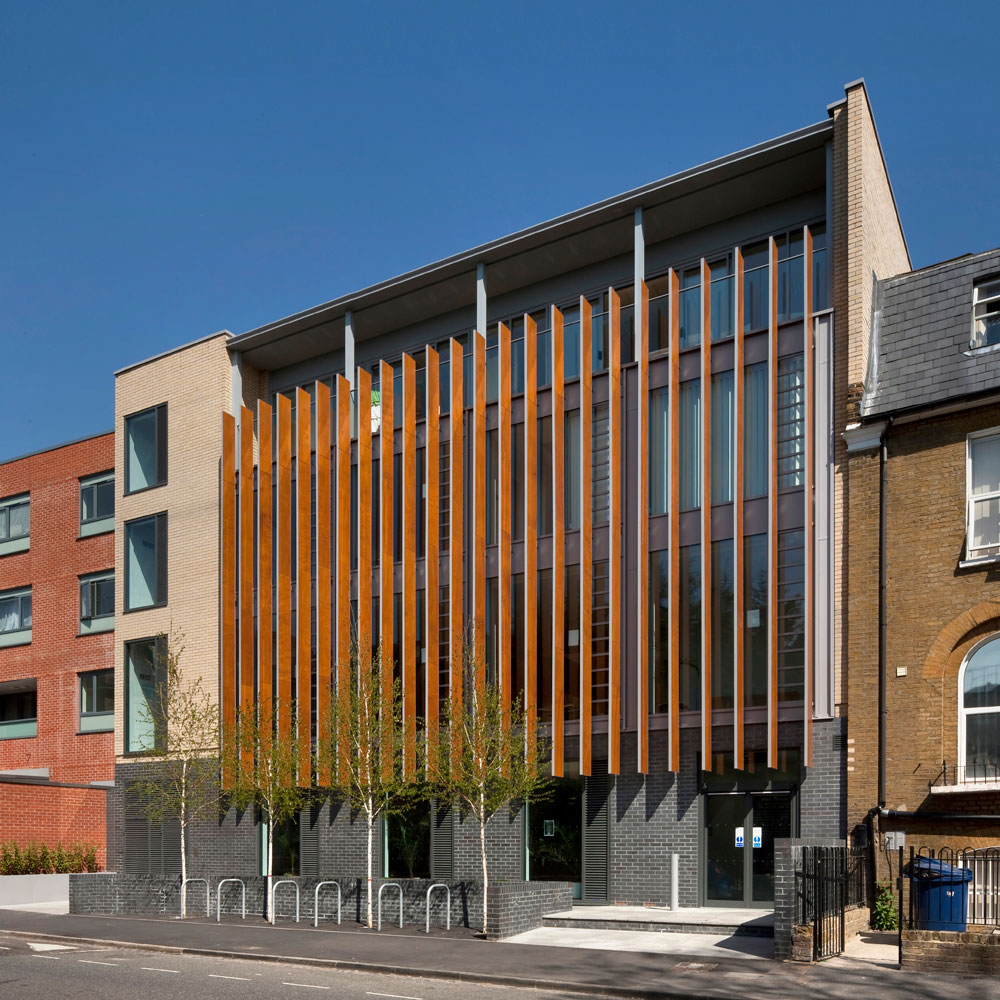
[902,846,1000,928]
[796,845,869,960]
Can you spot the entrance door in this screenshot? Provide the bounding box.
[704,791,792,906]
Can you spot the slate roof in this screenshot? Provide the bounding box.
[862,247,1000,418]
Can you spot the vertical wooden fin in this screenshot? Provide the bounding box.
[579,298,593,778]
[357,368,373,758]
[239,405,255,773]
[425,348,440,775]
[295,387,312,785]
[257,400,273,762]
[701,260,713,770]
[378,361,394,781]
[768,236,779,768]
[473,333,487,698]
[402,355,417,778]
[733,250,745,769]
[552,307,565,778]
[315,381,332,786]
[803,226,814,768]
[524,315,538,769]
[668,269,681,773]
[221,412,237,788]
[498,324,512,715]
[637,281,650,775]
[335,377,351,785]
[608,289,622,776]
[449,338,464,769]
[276,393,293,748]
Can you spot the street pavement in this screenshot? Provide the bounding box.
[0,908,996,1000]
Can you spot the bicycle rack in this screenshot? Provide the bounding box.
[272,879,301,923]
[313,881,342,927]
[378,882,403,931]
[181,878,210,918]
[425,883,450,933]
[216,878,246,923]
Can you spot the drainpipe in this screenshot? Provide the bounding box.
[877,420,892,810]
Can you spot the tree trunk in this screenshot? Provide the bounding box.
[479,788,488,936]
[179,760,187,919]
[366,798,374,928]
[267,812,275,925]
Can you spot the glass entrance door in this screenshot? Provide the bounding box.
[704,791,792,906]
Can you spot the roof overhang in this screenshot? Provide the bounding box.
[231,119,832,371]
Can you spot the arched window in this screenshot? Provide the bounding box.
[960,635,1000,781]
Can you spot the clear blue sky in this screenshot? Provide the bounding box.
[2,1,997,457]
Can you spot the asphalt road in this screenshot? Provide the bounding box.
[0,934,593,1000]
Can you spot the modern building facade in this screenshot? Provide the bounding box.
[111,79,910,906]
[0,432,115,863]
[846,247,1000,865]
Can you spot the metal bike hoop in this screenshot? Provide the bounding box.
[378,882,403,931]
[272,879,301,923]
[313,880,342,927]
[215,878,246,922]
[425,883,451,933]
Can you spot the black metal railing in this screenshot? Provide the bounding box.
[901,846,1000,929]
[930,760,1000,788]
[796,845,869,960]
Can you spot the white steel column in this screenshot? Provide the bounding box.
[345,310,356,391]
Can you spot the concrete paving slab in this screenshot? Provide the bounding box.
[504,925,773,959]
[548,905,774,927]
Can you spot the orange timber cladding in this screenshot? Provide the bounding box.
[220,229,819,784]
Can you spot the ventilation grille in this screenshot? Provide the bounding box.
[124,817,181,875]
[583,765,610,902]
[430,800,454,880]
[299,806,319,876]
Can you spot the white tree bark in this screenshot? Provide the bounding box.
[479,788,488,935]
[366,797,374,928]
[267,811,275,925]
[179,759,188,919]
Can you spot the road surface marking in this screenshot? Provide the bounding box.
[209,974,253,981]
[141,967,180,973]
[28,942,74,951]
[282,984,330,990]
[366,993,424,1000]
[79,960,119,966]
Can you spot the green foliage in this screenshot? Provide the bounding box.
[871,880,898,930]
[0,841,102,875]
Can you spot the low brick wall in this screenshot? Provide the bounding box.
[484,881,573,940]
[902,929,1000,973]
[845,904,870,939]
[71,873,482,926]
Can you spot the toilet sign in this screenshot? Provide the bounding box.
[752,827,762,849]
[735,826,744,848]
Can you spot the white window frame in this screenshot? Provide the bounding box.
[0,493,30,556]
[958,633,1000,782]
[972,278,1000,350]
[966,427,1000,563]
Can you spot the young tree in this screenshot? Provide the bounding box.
[223,701,310,923]
[438,646,552,936]
[320,636,425,928]
[128,632,221,918]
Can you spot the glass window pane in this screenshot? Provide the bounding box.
[679,544,701,711]
[777,355,805,489]
[778,530,805,701]
[649,279,670,354]
[972,435,1000,496]
[964,638,1000,708]
[744,363,768,499]
[711,371,734,504]
[564,410,581,531]
[512,423,524,541]
[973,498,1000,554]
[593,403,610,525]
[537,568,552,723]
[679,381,701,510]
[8,502,29,539]
[126,409,157,492]
[679,269,701,350]
[563,314,580,380]
[966,713,1000,770]
[650,550,669,713]
[127,640,160,752]
[486,430,498,546]
[564,564,580,721]
[710,261,733,342]
[81,675,95,714]
[538,416,553,535]
[744,533,768,707]
[126,518,158,610]
[649,387,669,515]
[712,539,734,709]
[96,670,114,713]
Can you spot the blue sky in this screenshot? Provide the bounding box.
[1,1,997,457]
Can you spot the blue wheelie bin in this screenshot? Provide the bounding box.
[909,856,973,931]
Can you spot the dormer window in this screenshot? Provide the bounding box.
[972,278,1000,349]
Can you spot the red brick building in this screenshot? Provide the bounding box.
[0,432,115,863]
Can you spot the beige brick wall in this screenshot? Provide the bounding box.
[831,81,911,715]
[114,333,233,758]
